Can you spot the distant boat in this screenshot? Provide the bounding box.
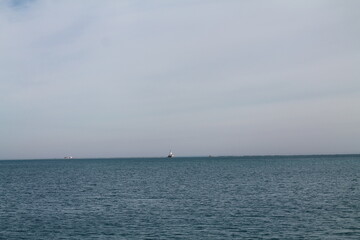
[64,156,73,159]
[167,150,174,158]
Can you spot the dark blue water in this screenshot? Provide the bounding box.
[0,155,359,239]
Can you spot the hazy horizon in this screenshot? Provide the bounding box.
[2,153,360,161]
[1,0,360,159]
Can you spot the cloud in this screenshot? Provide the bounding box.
[1,0,360,158]
[6,0,35,9]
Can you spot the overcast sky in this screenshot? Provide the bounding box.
[1,0,360,159]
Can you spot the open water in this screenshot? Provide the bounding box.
[0,155,359,239]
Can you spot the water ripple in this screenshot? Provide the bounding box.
[0,156,359,239]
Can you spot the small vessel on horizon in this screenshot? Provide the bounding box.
[167,150,174,158]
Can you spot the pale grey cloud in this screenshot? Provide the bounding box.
[1,0,360,159]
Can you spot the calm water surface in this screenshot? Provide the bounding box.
[0,155,359,239]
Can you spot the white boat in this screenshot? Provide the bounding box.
[167,150,174,158]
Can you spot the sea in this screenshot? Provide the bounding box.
[0,155,359,239]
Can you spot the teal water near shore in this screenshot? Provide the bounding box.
[0,155,359,239]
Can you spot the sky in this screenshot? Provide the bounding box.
[1,0,360,159]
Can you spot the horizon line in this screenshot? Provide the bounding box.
[1,153,359,161]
